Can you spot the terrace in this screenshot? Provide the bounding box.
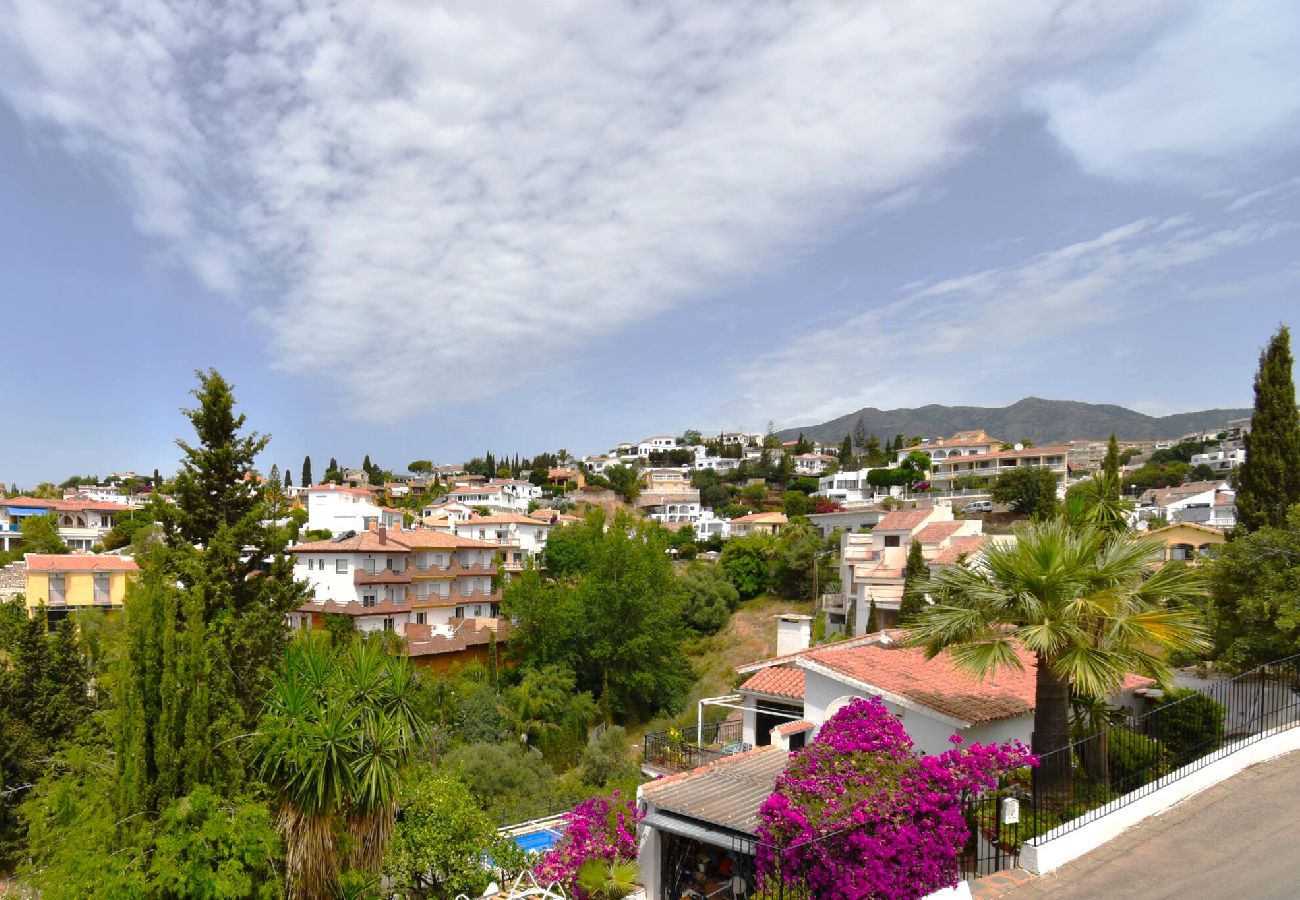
[641,719,748,776]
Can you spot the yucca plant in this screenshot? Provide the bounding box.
[257,633,426,897]
[905,518,1208,795]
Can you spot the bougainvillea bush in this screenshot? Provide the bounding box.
[533,791,641,898]
[755,697,1036,900]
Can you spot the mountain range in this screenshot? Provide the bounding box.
[776,397,1251,447]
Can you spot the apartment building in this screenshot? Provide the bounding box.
[452,513,555,571]
[792,452,837,476]
[288,527,501,635]
[893,430,1000,466]
[928,444,1070,495]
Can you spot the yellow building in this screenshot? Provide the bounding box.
[23,553,139,618]
[1145,522,1227,563]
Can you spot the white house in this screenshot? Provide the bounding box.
[835,505,984,633]
[817,467,882,505]
[692,509,730,541]
[1189,447,1245,472]
[0,495,134,553]
[894,430,1000,466]
[792,452,837,476]
[453,513,553,570]
[305,484,383,536]
[1137,480,1231,524]
[443,480,538,513]
[928,444,1070,496]
[637,435,678,457]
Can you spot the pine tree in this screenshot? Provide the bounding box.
[120,369,309,818]
[853,417,868,449]
[302,455,313,487]
[838,434,853,465]
[865,598,877,634]
[1236,325,1300,532]
[899,539,928,624]
[152,468,162,489]
[884,437,895,458]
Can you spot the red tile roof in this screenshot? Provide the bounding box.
[398,529,497,549]
[803,641,1039,725]
[460,514,550,526]
[307,484,374,497]
[873,509,933,532]
[738,666,805,700]
[914,521,966,544]
[290,532,410,554]
[25,554,139,572]
[931,534,986,565]
[774,719,815,736]
[934,445,1069,465]
[4,496,133,513]
[405,617,510,657]
[730,512,788,525]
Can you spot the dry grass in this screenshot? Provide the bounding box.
[638,594,812,737]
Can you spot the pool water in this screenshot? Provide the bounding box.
[513,828,561,852]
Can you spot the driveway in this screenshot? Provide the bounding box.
[988,749,1300,900]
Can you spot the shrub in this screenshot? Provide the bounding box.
[677,563,740,634]
[534,793,641,899]
[579,726,636,787]
[1106,727,1170,791]
[442,742,554,813]
[1152,690,1226,763]
[755,697,1035,900]
[720,538,771,599]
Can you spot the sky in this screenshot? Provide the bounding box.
[1,0,1298,485]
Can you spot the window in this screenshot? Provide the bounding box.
[336,559,349,574]
[49,574,66,604]
[383,617,394,631]
[362,594,377,608]
[454,606,465,618]
[473,605,482,617]
[415,612,426,625]
[884,534,901,548]
[318,558,325,570]
[307,558,315,571]
[364,558,377,574]
[93,574,110,603]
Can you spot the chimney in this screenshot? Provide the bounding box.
[378,526,387,545]
[776,614,813,656]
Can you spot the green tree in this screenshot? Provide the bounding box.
[1236,325,1300,532]
[256,636,426,896]
[19,513,69,554]
[853,417,869,450]
[720,535,774,599]
[504,665,598,764]
[677,562,741,634]
[838,434,853,465]
[906,520,1208,793]
[441,743,554,813]
[1208,502,1300,667]
[990,467,1059,518]
[408,459,434,475]
[793,432,812,454]
[301,455,313,488]
[899,539,928,624]
[383,771,494,899]
[503,509,693,721]
[603,464,641,504]
[1102,433,1121,490]
[782,490,814,518]
[579,725,636,787]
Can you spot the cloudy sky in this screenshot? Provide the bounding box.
[2,0,1298,484]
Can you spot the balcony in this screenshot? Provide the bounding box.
[409,560,497,577]
[642,720,746,775]
[410,588,503,607]
[821,593,847,614]
[354,569,413,586]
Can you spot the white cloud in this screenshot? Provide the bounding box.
[0,0,1176,417]
[736,213,1292,425]
[1027,0,1300,182]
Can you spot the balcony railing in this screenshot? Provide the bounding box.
[354,569,413,585]
[642,719,746,773]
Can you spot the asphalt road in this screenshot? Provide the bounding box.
[997,749,1300,900]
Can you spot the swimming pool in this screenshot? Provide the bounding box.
[513,827,562,852]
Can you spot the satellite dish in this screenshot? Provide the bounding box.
[1013,442,1024,451]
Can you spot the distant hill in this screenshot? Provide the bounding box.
[778,397,1251,446]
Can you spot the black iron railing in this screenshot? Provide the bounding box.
[1026,654,1300,844]
[642,719,745,772]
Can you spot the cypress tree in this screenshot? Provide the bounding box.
[1236,325,1300,532]
[838,435,853,464]
[899,539,928,624]
[1102,433,1121,500]
[284,469,293,488]
[302,455,313,487]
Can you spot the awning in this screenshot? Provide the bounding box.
[641,810,757,853]
[7,507,40,516]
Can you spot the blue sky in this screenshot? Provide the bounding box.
[1,0,1298,485]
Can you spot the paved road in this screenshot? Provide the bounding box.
[995,750,1300,900]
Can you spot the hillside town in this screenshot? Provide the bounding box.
[4,3,1299,898]
[2,323,1298,900]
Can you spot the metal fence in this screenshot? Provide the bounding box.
[1026,653,1300,844]
[643,719,745,773]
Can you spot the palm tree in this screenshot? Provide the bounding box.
[577,859,640,899]
[905,518,1208,794]
[257,635,427,897]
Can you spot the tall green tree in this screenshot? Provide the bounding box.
[603,465,641,504]
[1236,325,1300,532]
[1102,433,1121,493]
[18,514,69,554]
[503,509,693,722]
[899,539,928,624]
[905,520,1208,793]
[1209,502,1300,667]
[838,434,853,465]
[853,417,869,450]
[301,455,313,488]
[991,467,1059,519]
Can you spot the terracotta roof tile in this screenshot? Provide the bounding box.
[738,667,805,700]
[930,535,986,565]
[873,509,933,532]
[913,521,965,544]
[774,719,815,736]
[290,532,410,554]
[25,554,139,572]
